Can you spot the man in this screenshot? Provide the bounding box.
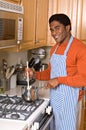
[26,14,86,130]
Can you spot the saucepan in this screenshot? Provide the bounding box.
[22,85,38,102]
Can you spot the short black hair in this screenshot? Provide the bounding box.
[49,13,71,30]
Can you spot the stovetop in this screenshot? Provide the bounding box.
[0,95,44,121]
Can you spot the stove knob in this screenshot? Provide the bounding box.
[31,124,34,130]
[46,106,52,115]
[32,122,39,130]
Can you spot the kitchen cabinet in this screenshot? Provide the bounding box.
[56,0,77,37]
[0,0,49,52]
[19,0,49,51]
[47,0,86,46]
[47,0,57,46]
[47,0,78,46]
[76,0,86,44]
[1,0,86,51]
[80,89,86,130]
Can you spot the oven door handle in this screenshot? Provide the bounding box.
[39,114,53,130]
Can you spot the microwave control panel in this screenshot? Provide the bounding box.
[17,17,23,44]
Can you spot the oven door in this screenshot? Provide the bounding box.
[31,106,53,130]
[38,113,53,130]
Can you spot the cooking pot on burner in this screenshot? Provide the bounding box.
[22,86,38,102]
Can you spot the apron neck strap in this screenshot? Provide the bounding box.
[64,35,73,55]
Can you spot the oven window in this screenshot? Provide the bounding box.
[0,18,15,40]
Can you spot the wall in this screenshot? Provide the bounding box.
[0,52,8,69]
[0,50,28,69]
[7,51,28,66]
[0,46,51,69]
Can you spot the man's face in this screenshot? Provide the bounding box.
[49,20,70,44]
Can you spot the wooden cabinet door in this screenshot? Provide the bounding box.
[35,0,48,48]
[20,0,36,50]
[48,0,86,45]
[47,0,78,46]
[20,0,49,51]
[56,0,78,37]
[76,0,86,44]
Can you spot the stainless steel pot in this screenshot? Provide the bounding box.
[31,48,46,59]
[22,86,38,102]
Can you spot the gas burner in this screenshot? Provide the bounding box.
[0,95,22,104]
[6,112,26,120]
[11,113,20,119]
[0,109,11,118]
[0,112,3,118]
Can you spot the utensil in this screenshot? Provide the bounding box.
[22,61,32,102]
[6,66,15,79]
[26,61,30,90]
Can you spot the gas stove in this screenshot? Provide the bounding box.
[0,94,51,130]
[0,95,47,121]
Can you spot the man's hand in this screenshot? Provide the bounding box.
[25,68,36,79]
[45,78,59,89]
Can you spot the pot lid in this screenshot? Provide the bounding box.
[31,48,46,55]
[31,48,46,59]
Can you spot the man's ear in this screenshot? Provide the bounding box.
[66,25,71,32]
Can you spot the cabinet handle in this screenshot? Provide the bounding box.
[35,40,40,44]
[34,40,40,44]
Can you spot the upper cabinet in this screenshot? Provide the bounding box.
[56,0,78,37]
[76,0,86,44]
[0,0,86,51]
[19,0,49,51]
[56,0,86,44]
[47,0,86,45]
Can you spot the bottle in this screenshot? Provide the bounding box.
[0,70,6,94]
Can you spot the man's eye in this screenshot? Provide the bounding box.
[55,27,60,30]
[50,27,60,32]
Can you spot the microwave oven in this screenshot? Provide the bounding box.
[0,0,23,48]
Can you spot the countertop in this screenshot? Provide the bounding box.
[0,85,50,130]
[5,85,50,98]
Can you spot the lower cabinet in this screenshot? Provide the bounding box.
[80,90,86,130]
